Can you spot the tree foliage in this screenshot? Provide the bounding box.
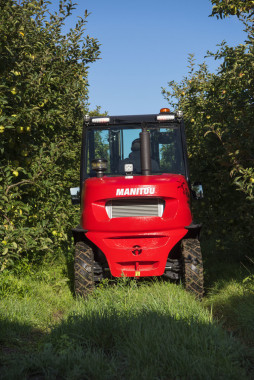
[0,0,100,270]
[211,0,254,18]
[162,4,254,251]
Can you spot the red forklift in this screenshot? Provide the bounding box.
[70,108,204,298]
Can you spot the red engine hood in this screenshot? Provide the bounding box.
[81,174,192,277]
[81,174,191,233]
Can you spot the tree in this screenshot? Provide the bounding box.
[162,3,254,252]
[0,0,100,271]
[211,0,254,18]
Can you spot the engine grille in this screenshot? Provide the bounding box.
[106,198,165,218]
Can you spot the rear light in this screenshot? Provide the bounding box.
[124,163,133,175]
[157,114,175,121]
[91,117,110,123]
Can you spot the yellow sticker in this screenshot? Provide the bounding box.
[135,271,140,277]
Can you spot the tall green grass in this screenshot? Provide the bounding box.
[202,238,254,348]
[0,262,250,380]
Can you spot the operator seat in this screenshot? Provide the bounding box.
[118,138,159,174]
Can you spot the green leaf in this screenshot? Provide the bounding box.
[2,248,8,256]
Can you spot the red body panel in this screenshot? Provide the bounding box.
[81,174,192,277]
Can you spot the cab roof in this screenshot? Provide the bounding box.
[86,112,183,127]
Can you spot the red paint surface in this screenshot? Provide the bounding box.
[82,174,192,277]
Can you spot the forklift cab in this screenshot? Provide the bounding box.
[82,110,188,183]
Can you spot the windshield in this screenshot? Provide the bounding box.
[85,124,186,177]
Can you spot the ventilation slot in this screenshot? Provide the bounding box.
[106,198,164,218]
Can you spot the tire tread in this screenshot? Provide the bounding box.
[74,241,94,297]
[182,238,204,299]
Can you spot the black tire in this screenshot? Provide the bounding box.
[181,238,204,299]
[74,241,95,297]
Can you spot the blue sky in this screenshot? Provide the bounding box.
[51,0,246,115]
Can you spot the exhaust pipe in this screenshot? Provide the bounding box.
[140,126,151,175]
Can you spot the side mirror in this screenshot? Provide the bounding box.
[192,182,204,200]
[70,187,80,205]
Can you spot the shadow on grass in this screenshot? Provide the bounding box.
[210,290,254,346]
[0,307,250,380]
[201,237,253,290]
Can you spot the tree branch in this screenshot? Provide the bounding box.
[5,180,36,195]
